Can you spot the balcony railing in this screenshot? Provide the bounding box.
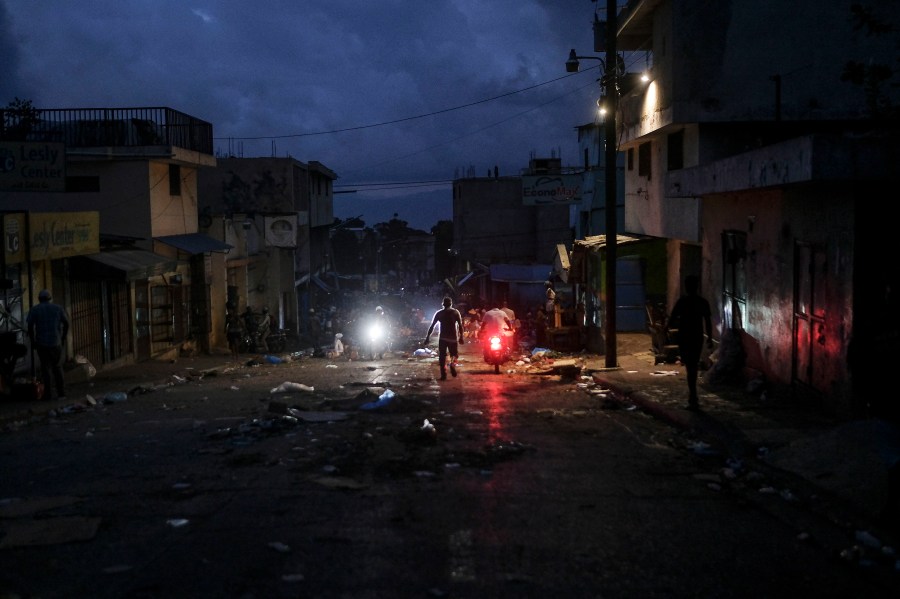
[0,107,213,155]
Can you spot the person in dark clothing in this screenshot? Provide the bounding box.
[423,296,464,380]
[668,275,713,410]
[225,310,246,360]
[26,289,69,401]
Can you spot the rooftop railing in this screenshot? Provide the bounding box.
[0,107,213,155]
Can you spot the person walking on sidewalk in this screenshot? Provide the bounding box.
[668,275,713,410]
[225,309,246,360]
[423,296,464,380]
[26,289,69,401]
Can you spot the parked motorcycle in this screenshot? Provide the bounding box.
[483,333,511,374]
[266,329,288,353]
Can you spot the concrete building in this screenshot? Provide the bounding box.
[1,106,227,373]
[451,158,574,313]
[197,157,336,346]
[614,0,900,419]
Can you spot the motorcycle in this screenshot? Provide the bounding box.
[365,320,389,360]
[265,328,289,353]
[483,332,512,374]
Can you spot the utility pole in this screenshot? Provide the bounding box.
[604,0,618,369]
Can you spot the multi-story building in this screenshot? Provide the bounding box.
[451,157,574,311]
[614,0,900,419]
[1,106,228,373]
[197,157,336,344]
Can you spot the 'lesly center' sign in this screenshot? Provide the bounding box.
[0,142,66,192]
[521,174,581,205]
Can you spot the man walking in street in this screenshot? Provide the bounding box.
[668,275,713,410]
[26,289,69,401]
[423,296,464,380]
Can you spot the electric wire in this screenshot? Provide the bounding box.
[214,71,590,142]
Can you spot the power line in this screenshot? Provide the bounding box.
[213,71,590,142]
[335,180,453,192]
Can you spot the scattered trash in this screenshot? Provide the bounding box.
[264,355,283,364]
[855,530,882,549]
[268,541,291,553]
[360,388,395,410]
[270,381,315,393]
[166,519,189,528]
[102,564,133,574]
[650,370,678,376]
[687,440,716,455]
[103,391,128,403]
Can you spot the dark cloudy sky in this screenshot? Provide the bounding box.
[1,0,611,231]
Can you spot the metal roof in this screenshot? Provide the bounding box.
[76,249,178,281]
[155,233,232,254]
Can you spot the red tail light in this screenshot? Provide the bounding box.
[489,336,502,351]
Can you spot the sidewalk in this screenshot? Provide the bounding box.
[586,333,900,544]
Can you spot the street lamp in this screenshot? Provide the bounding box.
[567,1,618,369]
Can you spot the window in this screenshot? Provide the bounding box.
[667,130,684,171]
[66,176,100,192]
[169,164,181,196]
[722,231,747,330]
[638,142,652,179]
[627,148,634,171]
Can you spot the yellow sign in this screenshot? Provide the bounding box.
[2,211,100,263]
[2,212,26,264]
[0,142,66,192]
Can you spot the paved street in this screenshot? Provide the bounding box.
[1,337,898,598]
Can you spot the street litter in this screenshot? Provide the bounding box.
[103,391,128,403]
[360,388,395,410]
[166,519,189,528]
[268,541,291,553]
[650,370,679,376]
[270,381,315,393]
[687,440,717,455]
[103,565,133,574]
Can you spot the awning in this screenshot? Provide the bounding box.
[554,244,571,284]
[155,233,232,254]
[73,249,178,282]
[489,264,552,283]
[294,274,332,291]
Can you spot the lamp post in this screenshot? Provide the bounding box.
[566,0,618,368]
